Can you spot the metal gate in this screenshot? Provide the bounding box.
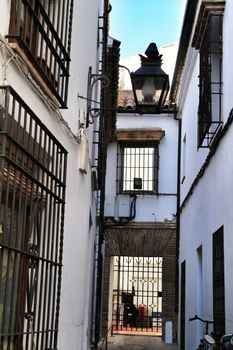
[112,256,162,335]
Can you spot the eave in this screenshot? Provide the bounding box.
[169,0,199,104]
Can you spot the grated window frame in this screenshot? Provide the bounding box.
[7,0,74,108]
[116,141,159,195]
[0,85,67,349]
[197,14,223,148]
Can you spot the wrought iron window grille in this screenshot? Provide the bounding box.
[7,0,74,108]
[0,85,67,349]
[116,141,159,195]
[196,14,223,148]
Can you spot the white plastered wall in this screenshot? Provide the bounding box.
[178,1,233,349]
[0,0,103,349]
[105,113,178,223]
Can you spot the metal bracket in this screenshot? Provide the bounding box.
[86,66,109,126]
[78,65,137,127]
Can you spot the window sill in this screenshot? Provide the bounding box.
[120,191,158,196]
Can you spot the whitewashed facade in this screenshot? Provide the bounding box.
[171,0,233,349]
[105,112,178,223]
[104,43,179,340]
[0,1,107,349]
[105,43,178,225]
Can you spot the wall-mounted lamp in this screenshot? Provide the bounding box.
[131,43,170,114]
[78,43,169,126]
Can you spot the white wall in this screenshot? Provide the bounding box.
[179,126,233,348]
[0,0,103,349]
[178,1,233,348]
[105,113,178,222]
[179,57,209,203]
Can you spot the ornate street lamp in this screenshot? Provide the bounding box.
[131,43,170,114]
[78,43,170,124]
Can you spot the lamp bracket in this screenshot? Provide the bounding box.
[88,108,102,124]
[86,67,110,126]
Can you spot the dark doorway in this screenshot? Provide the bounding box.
[213,226,225,334]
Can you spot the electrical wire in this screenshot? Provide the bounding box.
[0,34,84,144]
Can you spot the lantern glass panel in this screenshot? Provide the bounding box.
[133,76,167,106]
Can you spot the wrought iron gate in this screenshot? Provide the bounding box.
[112,256,162,335]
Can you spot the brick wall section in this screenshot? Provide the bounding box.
[162,231,178,341]
[104,39,120,143]
[102,227,178,342]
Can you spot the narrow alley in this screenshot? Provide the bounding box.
[104,335,178,350]
[1,0,233,350]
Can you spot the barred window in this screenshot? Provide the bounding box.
[197,15,223,147]
[117,141,159,194]
[8,0,74,108]
[0,86,67,349]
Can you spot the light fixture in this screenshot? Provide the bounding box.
[78,46,169,126]
[131,43,170,114]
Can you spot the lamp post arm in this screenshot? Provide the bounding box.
[79,64,137,127]
[86,67,110,126]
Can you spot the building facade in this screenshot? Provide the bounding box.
[0,0,110,349]
[170,0,233,349]
[102,43,179,341]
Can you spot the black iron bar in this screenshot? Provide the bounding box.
[146,258,150,332]
[7,0,72,107]
[50,201,61,348]
[0,327,58,337]
[0,86,67,349]
[42,149,54,350]
[1,162,11,340]
[47,196,57,347]
[7,135,22,344]
[47,143,57,349]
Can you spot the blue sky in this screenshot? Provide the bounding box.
[109,0,187,58]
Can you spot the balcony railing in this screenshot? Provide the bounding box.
[8,0,74,108]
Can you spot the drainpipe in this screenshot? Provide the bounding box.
[175,116,182,312]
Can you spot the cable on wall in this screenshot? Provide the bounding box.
[0,34,83,144]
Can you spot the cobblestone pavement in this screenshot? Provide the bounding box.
[107,335,179,350]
